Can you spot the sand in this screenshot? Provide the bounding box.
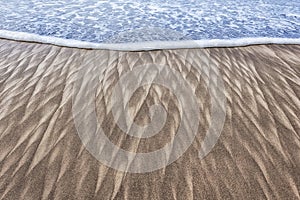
[0,38,299,199]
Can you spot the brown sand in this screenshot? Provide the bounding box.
[0,38,299,199]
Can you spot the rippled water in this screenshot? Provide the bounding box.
[0,0,299,43]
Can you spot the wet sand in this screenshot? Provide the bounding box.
[0,39,299,199]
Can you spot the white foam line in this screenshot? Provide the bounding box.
[0,30,300,51]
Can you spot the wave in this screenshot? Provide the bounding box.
[1,30,300,51]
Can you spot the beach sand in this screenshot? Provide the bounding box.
[0,38,299,199]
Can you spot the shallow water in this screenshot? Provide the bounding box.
[0,0,299,44]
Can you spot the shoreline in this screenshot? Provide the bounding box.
[1,29,300,51]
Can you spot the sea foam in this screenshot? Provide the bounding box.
[0,30,300,51]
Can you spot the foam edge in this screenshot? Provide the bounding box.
[1,30,300,51]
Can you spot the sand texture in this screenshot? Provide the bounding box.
[0,39,299,199]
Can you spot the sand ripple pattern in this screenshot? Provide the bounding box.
[0,39,299,199]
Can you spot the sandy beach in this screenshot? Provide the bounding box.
[0,38,299,199]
